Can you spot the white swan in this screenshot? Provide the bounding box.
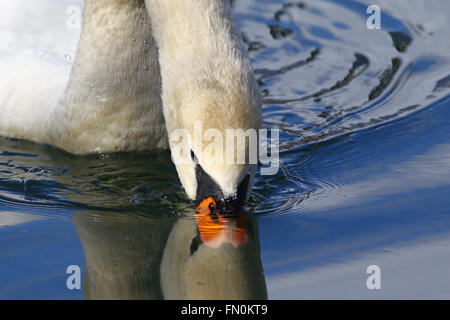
[0,0,262,205]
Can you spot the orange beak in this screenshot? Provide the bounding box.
[195,197,248,248]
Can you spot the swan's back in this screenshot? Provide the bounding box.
[0,0,167,153]
[0,0,82,141]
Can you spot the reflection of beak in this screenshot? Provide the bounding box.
[195,197,248,248]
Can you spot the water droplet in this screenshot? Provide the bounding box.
[96,93,107,103]
[131,37,136,42]
[64,54,72,61]
[124,10,129,16]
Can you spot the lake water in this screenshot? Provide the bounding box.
[1,0,450,299]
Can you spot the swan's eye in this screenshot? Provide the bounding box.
[191,150,199,164]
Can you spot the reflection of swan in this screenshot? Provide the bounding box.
[0,0,262,206]
[161,214,267,299]
[73,212,175,299]
[73,210,267,300]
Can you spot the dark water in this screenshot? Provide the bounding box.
[1,0,450,299]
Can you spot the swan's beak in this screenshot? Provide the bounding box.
[194,160,251,248]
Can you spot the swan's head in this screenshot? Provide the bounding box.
[164,76,262,210]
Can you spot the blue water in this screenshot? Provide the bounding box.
[1,0,450,299]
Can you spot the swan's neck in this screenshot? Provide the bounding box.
[50,0,166,154]
[146,0,256,98]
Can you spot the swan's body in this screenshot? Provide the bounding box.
[0,0,166,153]
[0,0,262,203]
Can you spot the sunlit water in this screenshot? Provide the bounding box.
[1,0,450,299]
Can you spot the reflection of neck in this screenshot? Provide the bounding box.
[50,0,166,154]
[73,212,176,299]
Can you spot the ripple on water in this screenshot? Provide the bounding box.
[0,138,194,220]
[234,0,450,216]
